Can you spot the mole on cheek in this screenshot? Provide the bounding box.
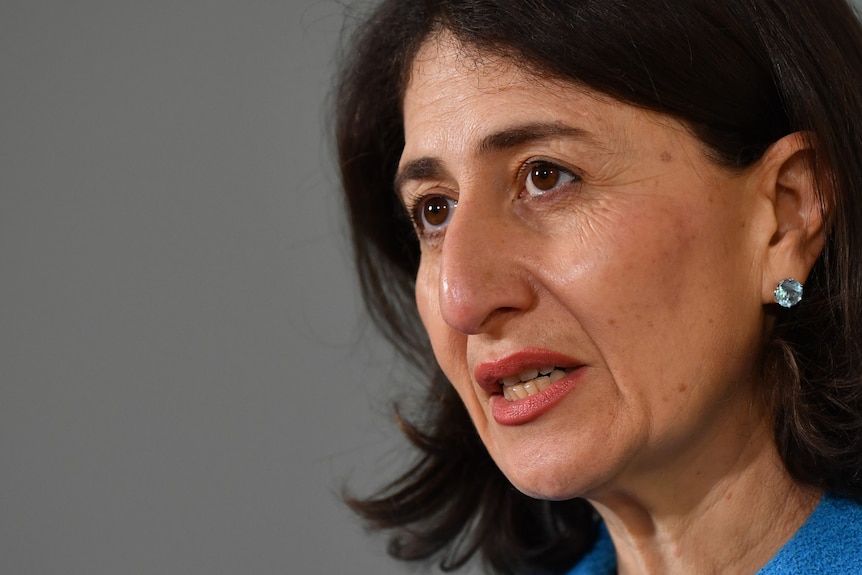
[661,151,672,163]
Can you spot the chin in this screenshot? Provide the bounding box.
[506,473,587,502]
[485,426,621,502]
[496,454,600,502]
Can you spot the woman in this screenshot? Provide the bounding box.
[335,1,862,573]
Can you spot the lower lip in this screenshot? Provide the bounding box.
[490,367,585,426]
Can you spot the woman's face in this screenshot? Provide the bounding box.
[397,35,773,501]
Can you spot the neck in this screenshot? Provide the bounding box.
[588,417,820,574]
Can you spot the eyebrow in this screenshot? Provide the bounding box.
[394,157,445,201]
[477,121,592,154]
[394,121,593,197]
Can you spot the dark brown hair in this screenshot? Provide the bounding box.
[335,1,862,573]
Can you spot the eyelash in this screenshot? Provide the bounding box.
[405,160,581,239]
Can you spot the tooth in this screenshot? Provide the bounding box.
[533,375,551,391]
[518,368,539,382]
[550,369,567,383]
[501,374,520,387]
[538,366,554,376]
[523,381,538,396]
[503,386,514,401]
[512,384,528,399]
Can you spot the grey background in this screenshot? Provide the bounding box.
[4,1,861,574]
[1,1,420,573]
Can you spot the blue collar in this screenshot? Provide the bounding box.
[565,493,862,574]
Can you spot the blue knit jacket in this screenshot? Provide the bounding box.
[566,493,862,574]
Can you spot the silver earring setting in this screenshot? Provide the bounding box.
[774,278,803,308]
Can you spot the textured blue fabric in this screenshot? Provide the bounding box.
[758,493,862,573]
[564,493,862,574]
[564,523,615,575]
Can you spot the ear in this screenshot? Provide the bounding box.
[754,132,829,305]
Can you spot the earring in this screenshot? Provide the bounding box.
[774,278,803,308]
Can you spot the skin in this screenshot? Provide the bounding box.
[397,33,826,574]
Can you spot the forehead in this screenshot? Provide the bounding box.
[404,33,577,121]
[404,35,596,153]
[400,34,677,165]
[408,33,527,92]
[403,29,701,137]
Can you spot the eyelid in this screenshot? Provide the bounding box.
[399,184,423,214]
[399,179,453,210]
[518,157,581,179]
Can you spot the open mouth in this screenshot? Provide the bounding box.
[499,366,575,402]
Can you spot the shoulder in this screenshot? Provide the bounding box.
[758,492,862,574]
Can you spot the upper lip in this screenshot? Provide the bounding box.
[473,347,583,394]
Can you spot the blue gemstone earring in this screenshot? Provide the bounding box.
[774,278,803,308]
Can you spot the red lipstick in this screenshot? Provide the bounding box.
[474,348,585,426]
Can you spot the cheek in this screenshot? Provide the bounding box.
[627,211,758,404]
[545,195,696,307]
[586,191,736,308]
[415,258,437,332]
[551,192,754,380]
[415,256,486,431]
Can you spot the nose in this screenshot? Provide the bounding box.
[437,198,535,335]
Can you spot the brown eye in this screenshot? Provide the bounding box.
[418,195,457,230]
[524,162,578,197]
[530,165,561,191]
